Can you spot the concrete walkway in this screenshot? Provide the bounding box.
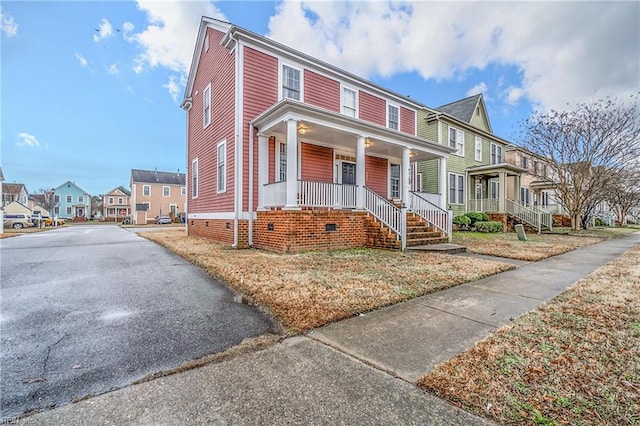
[23,233,639,425]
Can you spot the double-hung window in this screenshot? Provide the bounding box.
[118,198,123,205]
[108,197,114,204]
[163,186,170,197]
[282,65,301,100]
[388,104,399,130]
[521,156,528,169]
[203,84,211,127]
[191,159,198,198]
[474,136,482,161]
[143,185,150,196]
[521,187,530,205]
[390,164,400,198]
[278,142,287,182]
[490,143,503,164]
[66,195,72,203]
[217,141,227,193]
[342,87,357,117]
[449,127,464,156]
[449,173,465,205]
[78,195,84,203]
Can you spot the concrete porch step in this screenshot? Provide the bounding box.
[406,243,467,254]
[405,237,449,246]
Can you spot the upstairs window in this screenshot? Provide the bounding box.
[109,197,114,204]
[54,195,60,203]
[203,84,211,127]
[474,136,482,162]
[282,65,301,101]
[521,156,528,169]
[163,186,170,197]
[449,127,465,156]
[118,197,123,204]
[78,195,84,203]
[491,143,503,164]
[388,104,399,130]
[66,195,72,203]
[181,187,186,196]
[342,87,357,117]
[143,185,150,196]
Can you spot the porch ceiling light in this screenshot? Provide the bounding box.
[409,150,415,158]
[297,125,308,135]
[364,138,372,148]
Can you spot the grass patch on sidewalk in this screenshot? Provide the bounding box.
[452,232,603,261]
[142,230,514,332]
[418,245,640,425]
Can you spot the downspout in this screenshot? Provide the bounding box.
[248,123,254,246]
[232,40,242,248]
[181,98,192,235]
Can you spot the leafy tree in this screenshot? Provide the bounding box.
[521,95,640,230]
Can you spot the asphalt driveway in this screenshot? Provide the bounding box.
[0,225,278,418]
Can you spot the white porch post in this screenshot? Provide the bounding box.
[438,156,447,209]
[257,133,268,209]
[284,119,300,210]
[402,147,411,207]
[356,135,366,209]
[498,170,507,212]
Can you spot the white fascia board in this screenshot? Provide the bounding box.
[188,212,256,220]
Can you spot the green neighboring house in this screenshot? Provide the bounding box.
[416,94,524,217]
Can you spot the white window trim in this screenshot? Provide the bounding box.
[449,172,465,205]
[416,172,423,193]
[217,140,227,193]
[490,143,503,165]
[192,158,199,199]
[181,187,186,196]
[143,185,151,196]
[203,83,211,128]
[449,126,465,157]
[163,186,170,197]
[341,85,358,118]
[474,136,482,162]
[278,61,304,102]
[386,102,400,131]
[66,195,72,203]
[275,140,287,182]
[204,34,210,52]
[389,163,401,199]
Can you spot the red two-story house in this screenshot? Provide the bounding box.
[182,17,454,252]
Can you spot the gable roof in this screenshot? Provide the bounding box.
[131,169,186,186]
[3,183,27,195]
[105,186,131,197]
[437,94,481,123]
[55,180,90,195]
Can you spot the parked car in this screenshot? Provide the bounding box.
[3,213,34,229]
[155,215,172,224]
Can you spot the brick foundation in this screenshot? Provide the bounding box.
[188,218,249,248]
[487,213,508,232]
[254,209,368,253]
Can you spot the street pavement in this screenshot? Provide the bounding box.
[0,225,278,419]
[12,230,640,425]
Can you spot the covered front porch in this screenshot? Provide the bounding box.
[251,100,455,251]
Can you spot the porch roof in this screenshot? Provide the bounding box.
[251,100,455,162]
[467,162,524,177]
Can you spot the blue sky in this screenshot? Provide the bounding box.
[2,1,638,196]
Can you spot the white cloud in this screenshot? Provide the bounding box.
[1,9,17,36]
[75,52,88,67]
[108,62,120,75]
[122,21,135,42]
[163,76,180,101]
[467,82,488,98]
[266,1,639,112]
[94,18,113,42]
[17,133,41,148]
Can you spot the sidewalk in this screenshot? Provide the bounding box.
[26,233,639,425]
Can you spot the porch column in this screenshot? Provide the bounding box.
[356,135,366,209]
[402,147,411,207]
[514,174,522,203]
[284,119,300,210]
[257,133,268,209]
[498,170,507,212]
[438,156,447,209]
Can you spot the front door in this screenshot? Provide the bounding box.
[341,162,356,185]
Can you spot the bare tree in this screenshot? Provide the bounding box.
[36,187,58,214]
[521,95,640,230]
[604,169,640,226]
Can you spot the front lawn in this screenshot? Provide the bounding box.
[418,245,640,425]
[142,230,514,332]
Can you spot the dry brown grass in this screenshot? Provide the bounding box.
[452,232,603,261]
[418,245,640,425]
[0,227,52,238]
[142,229,514,332]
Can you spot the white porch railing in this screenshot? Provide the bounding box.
[469,198,499,212]
[298,180,357,208]
[506,199,552,233]
[532,204,565,215]
[409,191,452,241]
[263,181,287,208]
[364,186,405,250]
[412,192,442,209]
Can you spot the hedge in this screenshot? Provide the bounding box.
[474,221,503,233]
